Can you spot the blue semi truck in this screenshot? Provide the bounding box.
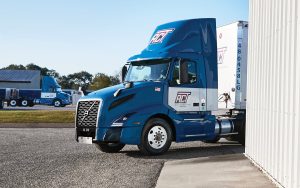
[0,76,71,108]
[75,18,246,155]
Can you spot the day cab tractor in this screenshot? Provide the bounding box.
[75,18,246,155]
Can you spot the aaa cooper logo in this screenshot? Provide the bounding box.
[149,28,175,44]
[175,92,191,103]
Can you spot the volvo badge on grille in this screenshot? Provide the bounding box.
[81,110,89,122]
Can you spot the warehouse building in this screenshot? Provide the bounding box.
[0,70,41,89]
[246,0,300,187]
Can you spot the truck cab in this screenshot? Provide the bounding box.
[39,76,71,107]
[4,76,71,107]
[75,18,245,155]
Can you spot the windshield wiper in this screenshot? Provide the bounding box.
[143,79,154,82]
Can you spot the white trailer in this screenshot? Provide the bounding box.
[217,21,248,110]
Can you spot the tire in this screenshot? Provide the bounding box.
[237,121,246,146]
[21,100,28,107]
[0,100,3,109]
[228,119,245,146]
[53,99,62,107]
[138,118,172,155]
[95,142,125,153]
[225,136,235,141]
[28,101,34,107]
[203,137,220,143]
[9,100,17,107]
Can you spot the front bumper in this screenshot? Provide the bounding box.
[76,126,142,145]
[62,98,72,105]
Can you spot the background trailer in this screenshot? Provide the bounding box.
[0,70,71,107]
[0,70,40,89]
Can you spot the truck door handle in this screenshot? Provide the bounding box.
[193,103,199,106]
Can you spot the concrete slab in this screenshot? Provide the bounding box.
[156,154,275,188]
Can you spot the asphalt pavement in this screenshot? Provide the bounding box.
[0,128,243,188]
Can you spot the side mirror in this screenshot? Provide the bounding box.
[179,61,189,84]
[121,65,128,82]
[168,80,175,87]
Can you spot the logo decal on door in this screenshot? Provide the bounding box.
[175,92,191,103]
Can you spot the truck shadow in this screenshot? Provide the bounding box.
[124,141,244,161]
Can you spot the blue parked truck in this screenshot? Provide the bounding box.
[0,75,71,108]
[75,18,246,155]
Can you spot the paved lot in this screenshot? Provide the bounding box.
[0,128,243,188]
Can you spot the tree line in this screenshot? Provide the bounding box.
[1,63,120,91]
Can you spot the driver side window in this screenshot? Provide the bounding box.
[48,87,56,92]
[172,60,197,85]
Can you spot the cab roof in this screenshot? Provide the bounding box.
[128,18,217,62]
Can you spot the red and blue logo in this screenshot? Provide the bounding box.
[150,28,175,44]
[175,92,191,103]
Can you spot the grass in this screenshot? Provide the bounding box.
[0,110,75,123]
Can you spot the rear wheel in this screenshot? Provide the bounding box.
[95,143,125,153]
[28,100,34,107]
[9,99,17,107]
[203,137,220,143]
[0,100,3,109]
[21,100,28,107]
[138,118,172,155]
[226,119,245,146]
[237,121,246,146]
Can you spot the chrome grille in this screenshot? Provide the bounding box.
[76,100,101,127]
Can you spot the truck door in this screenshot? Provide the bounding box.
[40,86,57,105]
[168,59,208,140]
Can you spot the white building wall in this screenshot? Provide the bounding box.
[246,0,300,187]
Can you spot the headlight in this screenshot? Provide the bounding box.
[111,116,127,127]
[111,113,134,127]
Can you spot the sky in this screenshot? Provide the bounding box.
[0,0,248,76]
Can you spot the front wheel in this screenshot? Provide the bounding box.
[138,118,172,155]
[95,143,125,153]
[53,99,62,107]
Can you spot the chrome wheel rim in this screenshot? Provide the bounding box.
[10,100,16,106]
[22,100,28,106]
[147,125,167,149]
[54,101,61,107]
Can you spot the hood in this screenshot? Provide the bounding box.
[81,81,164,101]
[82,84,124,100]
[80,81,165,130]
[128,18,217,62]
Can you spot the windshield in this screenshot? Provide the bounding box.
[125,59,170,82]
